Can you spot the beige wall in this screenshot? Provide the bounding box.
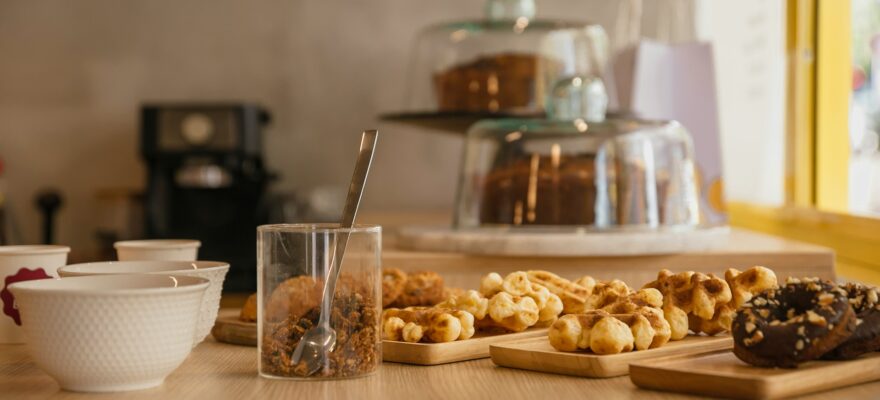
[0,0,623,257]
[3,1,784,259]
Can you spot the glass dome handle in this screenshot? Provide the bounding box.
[485,0,536,21]
[546,75,608,122]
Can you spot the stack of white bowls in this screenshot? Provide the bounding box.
[2,239,229,393]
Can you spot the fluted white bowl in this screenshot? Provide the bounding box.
[58,261,229,345]
[114,240,200,262]
[9,274,208,392]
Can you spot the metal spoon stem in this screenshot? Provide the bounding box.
[290,130,378,375]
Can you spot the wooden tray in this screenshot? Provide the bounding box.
[383,328,548,365]
[630,351,880,399]
[211,309,257,346]
[490,335,733,378]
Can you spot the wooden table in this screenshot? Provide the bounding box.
[2,338,878,399]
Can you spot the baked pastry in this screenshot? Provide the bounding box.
[690,267,777,335]
[643,269,732,340]
[549,308,670,354]
[441,271,566,332]
[524,271,592,314]
[478,154,600,225]
[478,292,540,332]
[732,278,857,368]
[599,288,671,348]
[439,289,545,333]
[382,268,407,307]
[550,311,633,354]
[479,271,563,326]
[823,282,880,359]
[264,276,323,322]
[393,271,446,307]
[382,307,475,343]
[442,286,467,300]
[240,293,258,322]
[433,53,537,113]
[586,279,633,310]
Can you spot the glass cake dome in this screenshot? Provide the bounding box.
[402,0,609,116]
[453,118,702,230]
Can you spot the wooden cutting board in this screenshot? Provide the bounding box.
[211,309,257,346]
[383,328,548,365]
[489,334,733,378]
[630,351,880,399]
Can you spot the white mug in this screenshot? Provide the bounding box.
[0,245,70,343]
[114,240,200,262]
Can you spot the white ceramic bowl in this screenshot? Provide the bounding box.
[58,261,229,345]
[9,274,208,392]
[114,240,200,262]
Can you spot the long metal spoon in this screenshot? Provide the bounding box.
[290,129,378,376]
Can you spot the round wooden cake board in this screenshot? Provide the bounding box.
[395,225,730,257]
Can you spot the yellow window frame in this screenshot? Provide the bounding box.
[728,0,880,283]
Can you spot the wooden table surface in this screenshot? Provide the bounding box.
[3,337,879,399]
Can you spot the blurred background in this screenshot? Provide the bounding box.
[0,0,790,261]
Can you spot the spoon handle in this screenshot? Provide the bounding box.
[321,130,378,319]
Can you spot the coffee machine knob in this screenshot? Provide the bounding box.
[180,113,214,146]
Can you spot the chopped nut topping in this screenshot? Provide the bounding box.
[868,289,879,305]
[806,310,827,327]
[818,293,835,307]
[787,308,796,320]
[850,295,865,308]
[753,297,767,306]
[857,318,864,326]
[786,277,802,284]
[743,330,765,347]
[769,320,781,326]
[797,326,805,336]
[796,339,804,351]
[758,309,770,319]
[745,322,757,333]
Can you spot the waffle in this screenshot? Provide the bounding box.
[690,266,778,335]
[382,307,475,343]
[525,270,592,314]
[477,272,564,326]
[548,308,670,354]
[439,289,547,332]
[643,269,733,340]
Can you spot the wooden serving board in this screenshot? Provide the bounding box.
[211,309,257,346]
[383,328,548,365]
[630,351,880,399]
[489,335,733,378]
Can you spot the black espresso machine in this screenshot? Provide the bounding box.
[140,103,273,292]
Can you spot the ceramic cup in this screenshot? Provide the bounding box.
[0,245,71,343]
[10,274,208,392]
[58,261,229,345]
[114,240,200,262]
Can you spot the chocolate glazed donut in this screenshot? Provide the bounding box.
[823,283,880,360]
[732,278,856,368]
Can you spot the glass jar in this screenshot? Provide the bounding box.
[454,118,701,230]
[257,224,381,380]
[403,0,609,116]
